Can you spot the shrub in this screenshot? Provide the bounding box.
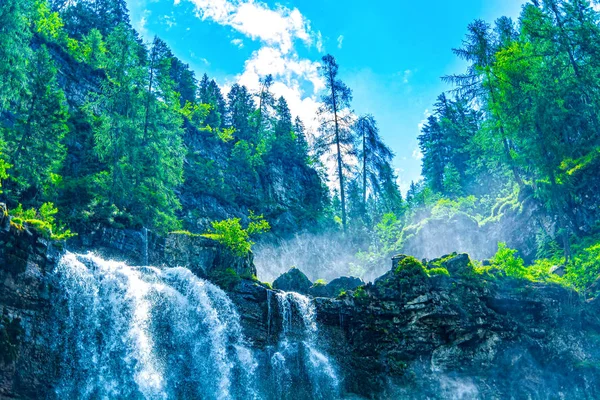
[314,279,327,286]
[489,242,527,278]
[203,212,270,256]
[353,286,368,299]
[9,203,75,240]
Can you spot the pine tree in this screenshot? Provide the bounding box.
[355,114,394,208]
[3,45,69,203]
[227,84,255,141]
[0,0,32,111]
[254,74,275,139]
[317,54,355,232]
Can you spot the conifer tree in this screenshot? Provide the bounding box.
[3,45,69,203]
[317,54,355,232]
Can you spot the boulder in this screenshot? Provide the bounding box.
[309,276,364,298]
[273,267,312,294]
[429,253,473,275]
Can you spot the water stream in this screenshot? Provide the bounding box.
[50,252,339,400]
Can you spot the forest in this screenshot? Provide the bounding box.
[1,0,600,295]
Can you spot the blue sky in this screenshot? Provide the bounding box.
[126,0,526,194]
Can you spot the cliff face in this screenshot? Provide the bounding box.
[314,256,600,399]
[1,224,599,399]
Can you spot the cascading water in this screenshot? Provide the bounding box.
[51,252,258,400]
[49,252,340,400]
[269,292,340,400]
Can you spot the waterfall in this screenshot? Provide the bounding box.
[49,252,340,400]
[270,292,340,400]
[51,252,258,400]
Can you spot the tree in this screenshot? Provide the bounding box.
[293,117,310,163]
[355,114,395,210]
[88,25,184,231]
[269,96,294,159]
[317,54,355,232]
[3,45,69,204]
[227,83,255,141]
[170,57,197,107]
[0,0,32,111]
[254,74,275,139]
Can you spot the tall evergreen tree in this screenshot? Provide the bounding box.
[355,114,395,208]
[0,0,32,111]
[227,83,255,141]
[317,54,354,232]
[3,45,69,203]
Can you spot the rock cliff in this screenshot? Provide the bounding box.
[1,222,599,399]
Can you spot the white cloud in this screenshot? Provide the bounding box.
[237,47,324,131]
[231,38,244,48]
[186,0,313,54]
[337,35,344,49]
[183,0,326,133]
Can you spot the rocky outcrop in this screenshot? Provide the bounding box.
[314,254,600,399]
[309,276,364,298]
[0,219,61,399]
[1,222,600,399]
[272,267,312,294]
[71,227,256,279]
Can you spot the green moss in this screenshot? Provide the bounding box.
[170,230,202,237]
[262,281,273,290]
[428,267,450,277]
[395,256,428,284]
[210,268,241,291]
[313,278,327,286]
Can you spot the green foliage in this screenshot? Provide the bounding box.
[203,213,270,256]
[0,0,32,111]
[9,203,75,240]
[314,279,327,286]
[394,256,428,284]
[34,0,64,39]
[428,267,450,277]
[562,237,600,294]
[0,151,10,194]
[489,242,527,278]
[2,44,68,201]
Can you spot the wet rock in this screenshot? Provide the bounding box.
[272,267,312,295]
[309,276,364,298]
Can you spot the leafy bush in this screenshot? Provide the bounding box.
[203,212,270,256]
[314,279,327,286]
[563,237,600,293]
[0,149,10,194]
[9,203,75,240]
[489,242,527,278]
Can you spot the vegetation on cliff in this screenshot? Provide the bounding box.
[0,0,599,294]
